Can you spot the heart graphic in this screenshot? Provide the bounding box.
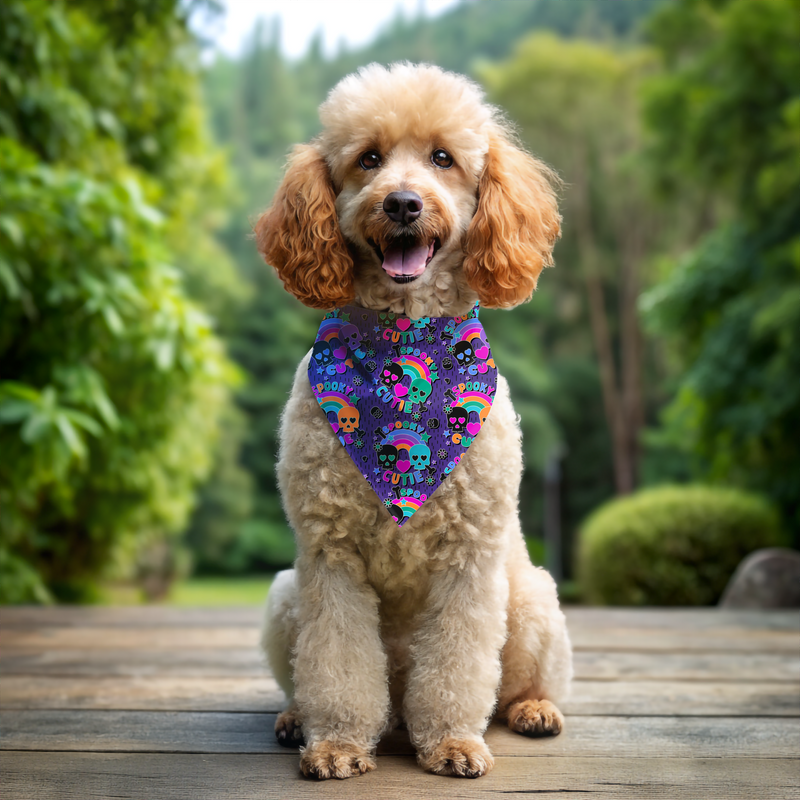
[396,318,411,331]
[475,346,489,360]
[396,458,411,473]
[466,422,481,437]
[333,346,347,359]
[394,384,409,398]
[330,422,339,433]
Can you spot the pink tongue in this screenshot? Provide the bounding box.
[381,240,433,277]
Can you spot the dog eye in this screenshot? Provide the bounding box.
[431,149,453,169]
[359,150,381,170]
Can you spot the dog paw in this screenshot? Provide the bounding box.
[300,740,376,780]
[418,736,494,778]
[507,698,564,737]
[275,709,305,748]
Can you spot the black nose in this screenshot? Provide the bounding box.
[383,191,423,224]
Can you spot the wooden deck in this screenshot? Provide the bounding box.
[1,606,798,799]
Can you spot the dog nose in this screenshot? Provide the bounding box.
[383,191,423,225]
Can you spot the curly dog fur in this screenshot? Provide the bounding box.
[257,63,572,780]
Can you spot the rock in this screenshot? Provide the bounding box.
[719,547,800,608]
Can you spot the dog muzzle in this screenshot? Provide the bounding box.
[308,304,498,526]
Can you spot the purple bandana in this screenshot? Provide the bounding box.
[308,304,497,526]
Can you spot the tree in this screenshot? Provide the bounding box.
[642,0,800,533]
[481,34,691,496]
[0,0,238,601]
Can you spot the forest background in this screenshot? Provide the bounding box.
[1,0,797,603]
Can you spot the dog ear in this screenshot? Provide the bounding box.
[255,144,354,309]
[464,129,561,308]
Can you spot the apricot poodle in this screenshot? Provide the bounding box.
[257,62,572,780]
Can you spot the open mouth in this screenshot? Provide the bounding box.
[370,236,441,284]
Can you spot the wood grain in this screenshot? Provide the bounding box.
[3,647,796,681]
[2,675,796,716]
[3,711,799,759]
[3,752,798,800]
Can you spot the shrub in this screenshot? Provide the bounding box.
[576,485,785,605]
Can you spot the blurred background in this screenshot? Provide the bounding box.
[1,0,797,606]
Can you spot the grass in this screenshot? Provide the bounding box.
[167,576,274,606]
[99,575,274,606]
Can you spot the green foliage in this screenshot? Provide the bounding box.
[577,486,784,605]
[0,0,239,602]
[641,0,800,534]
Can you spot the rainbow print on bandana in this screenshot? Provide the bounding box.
[318,317,347,341]
[454,391,493,416]
[394,355,432,381]
[391,495,425,520]
[307,303,497,527]
[317,391,356,418]
[382,428,429,453]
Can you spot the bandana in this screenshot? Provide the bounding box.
[308,304,497,526]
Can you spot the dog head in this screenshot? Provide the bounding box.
[255,63,560,318]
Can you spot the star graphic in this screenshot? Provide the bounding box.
[374,326,381,334]
[420,432,431,443]
[373,468,382,475]
[429,372,440,384]
[341,312,350,322]
[458,367,465,374]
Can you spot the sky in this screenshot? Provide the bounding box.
[193,0,463,60]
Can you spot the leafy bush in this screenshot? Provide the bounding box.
[0,0,240,602]
[576,485,785,605]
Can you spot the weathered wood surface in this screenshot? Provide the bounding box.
[3,647,797,681]
[1,606,798,800]
[4,753,799,800]
[4,711,800,758]
[3,675,797,715]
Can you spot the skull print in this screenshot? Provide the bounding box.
[378,444,398,469]
[312,341,334,370]
[453,341,476,368]
[409,443,431,470]
[448,405,468,433]
[380,363,404,391]
[338,406,360,433]
[339,324,361,352]
[407,377,432,405]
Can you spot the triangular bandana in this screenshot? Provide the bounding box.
[308,304,498,526]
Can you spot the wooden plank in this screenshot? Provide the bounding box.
[4,619,796,654]
[3,647,796,682]
[0,607,264,628]
[0,676,286,712]
[1,606,797,631]
[2,676,797,716]
[564,680,800,717]
[2,753,798,800]
[0,648,265,677]
[3,711,799,759]
[0,627,259,650]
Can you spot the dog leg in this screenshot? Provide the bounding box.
[293,557,389,780]
[404,556,508,778]
[497,538,572,736]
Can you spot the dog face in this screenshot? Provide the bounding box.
[256,63,561,316]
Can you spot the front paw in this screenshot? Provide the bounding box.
[418,736,494,778]
[507,698,564,736]
[300,740,376,780]
[275,709,304,748]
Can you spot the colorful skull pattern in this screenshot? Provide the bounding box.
[308,305,497,527]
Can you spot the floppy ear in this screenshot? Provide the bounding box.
[255,144,354,309]
[464,130,561,308]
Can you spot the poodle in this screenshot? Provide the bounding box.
[256,62,572,780]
